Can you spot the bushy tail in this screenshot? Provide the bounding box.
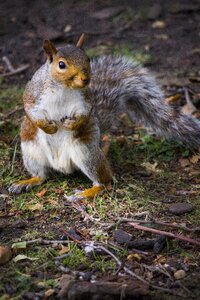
[90,55,200,148]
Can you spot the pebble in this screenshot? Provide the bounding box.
[168,203,194,215]
[174,269,186,280]
[114,229,132,244]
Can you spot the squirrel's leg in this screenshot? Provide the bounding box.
[9,177,44,194]
[69,142,112,200]
[9,140,48,194]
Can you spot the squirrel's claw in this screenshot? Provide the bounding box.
[8,177,44,194]
[65,185,104,202]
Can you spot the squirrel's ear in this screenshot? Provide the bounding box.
[76,33,85,48]
[43,40,57,62]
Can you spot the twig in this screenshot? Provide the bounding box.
[113,217,200,233]
[91,243,187,297]
[64,195,97,222]
[5,106,23,118]
[2,56,15,71]
[25,238,77,245]
[1,56,29,77]
[0,64,30,77]
[12,238,188,297]
[128,223,200,247]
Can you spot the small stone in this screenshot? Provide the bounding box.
[114,229,132,244]
[169,203,194,215]
[174,270,186,280]
[67,229,82,241]
[152,20,166,29]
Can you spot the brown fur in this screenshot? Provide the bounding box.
[96,158,112,185]
[20,117,38,141]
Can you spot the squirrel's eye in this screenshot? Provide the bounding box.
[59,61,66,69]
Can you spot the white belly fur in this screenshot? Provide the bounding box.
[22,85,91,175]
[38,128,77,173]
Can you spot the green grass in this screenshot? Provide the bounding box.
[0,85,23,113]
[1,84,200,299]
[87,43,152,64]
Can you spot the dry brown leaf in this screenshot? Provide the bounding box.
[154,255,166,264]
[42,199,58,206]
[27,202,44,211]
[141,162,161,173]
[190,155,200,164]
[36,188,47,198]
[0,245,12,265]
[127,253,141,262]
[59,246,69,255]
[182,103,197,115]
[179,158,190,168]
[165,93,181,105]
[44,289,55,300]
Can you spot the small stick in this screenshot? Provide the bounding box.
[0,64,30,77]
[91,243,187,297]
[1,56,29,77]
[128,223,200,247]
[114,217,200,233]
[2,56,15,71]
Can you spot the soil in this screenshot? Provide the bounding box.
[0,0,200,299]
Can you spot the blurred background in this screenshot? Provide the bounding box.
[0,0,200,84]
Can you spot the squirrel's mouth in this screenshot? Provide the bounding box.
[70,78,90,89]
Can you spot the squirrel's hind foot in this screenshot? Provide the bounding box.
[9,177,44,194]
[66,185,104,202]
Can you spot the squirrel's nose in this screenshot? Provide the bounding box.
[81,78,90,85]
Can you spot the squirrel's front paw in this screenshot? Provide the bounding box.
[62,118,77,130]
[42,120,58,134]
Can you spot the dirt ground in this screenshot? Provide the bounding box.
[0,0,200,299]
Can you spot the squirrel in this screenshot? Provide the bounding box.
[9,34,200,199]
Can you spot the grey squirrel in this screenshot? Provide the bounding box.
[9,34,200,198]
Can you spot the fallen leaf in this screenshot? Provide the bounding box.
[0,245,12,265]
[179,158,190,168]
[127,253,141,262]
[13,254,38,263]
[182,103,197,115]
[27,202,44,211]
[165,93,182,105]
[154,255,166,264]
[42,199,58,206]
[190,155,200,164]
[141,162,161,173]
[36,188,47,198]
[44,289,55,299]
[59,246,69,255]
[12,241,27,249]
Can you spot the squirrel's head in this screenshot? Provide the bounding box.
[43,34,91,89]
